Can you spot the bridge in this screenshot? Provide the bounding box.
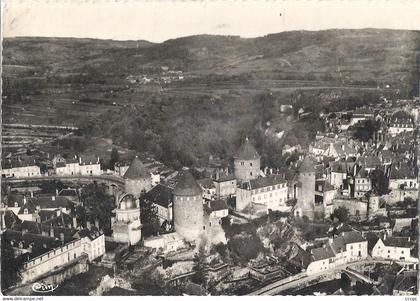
[249,259,413,296]
[343,267,378,285]
[2,174,125,190]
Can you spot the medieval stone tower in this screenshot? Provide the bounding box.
[173,168,204,242]
[234,137,261,182]
[295,155,316,220]
[123,156,152,198]
[112,193,142,245]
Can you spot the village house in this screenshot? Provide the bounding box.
[388,163,418,203]
[371,235,416,262]
[18,228,104,283]
[323,142,358,161]
[141,184,173,227]
[1,159,41,178]
[236,175,289,212]
[353,166,372,198]
[55,155,101,176]
[197,178,217,200]
[329,159,355,189]
[306,231,368,275]
[388,110,415,136]
[212,171,237,199]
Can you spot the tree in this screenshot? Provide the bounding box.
[370,169,389,196]
[1,238,23,291]
[331,206,350,223]
[109,148,119,170]
[192,242,208,285]
[80,182,116,235]
[139,196,160,236]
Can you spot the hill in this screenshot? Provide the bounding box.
[2,29,420,168]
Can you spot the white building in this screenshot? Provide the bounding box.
[388,111,415,136]
[55,156,101,176]
[1,161,41,178]
[372,236,415,262]
[213,172,237,199]
[236,175,289,212]
[307,231,368,275]
[19,230,105,283]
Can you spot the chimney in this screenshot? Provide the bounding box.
[60,233,65,244]
[79,156,82,165]
[23,196,27,205]
[30,191,34,198]
[56,209,61,217]
[56,189,59,196]
[86,221,91,230]
[216,171,220,181]
[95,219,100,229]
[50,227,55,238]
[383,232,387,241]
[52,196,56,201]
[73,217,77,229]
[328,237,333,245]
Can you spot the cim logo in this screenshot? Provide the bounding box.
[32,282,58,293]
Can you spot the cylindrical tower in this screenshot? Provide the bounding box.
[296,155,316,220]
[234,138,261,182]
[123,156,152,198]
[173,169,204,242]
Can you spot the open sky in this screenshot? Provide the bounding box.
[3,0,420,42]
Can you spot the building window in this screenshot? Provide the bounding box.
[250,162,253,167]
[250,172,252,176]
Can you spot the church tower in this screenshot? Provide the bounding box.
[234,137,261,182]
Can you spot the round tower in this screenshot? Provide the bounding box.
[295,155,316,220]
[112,193,142,245]
[173,168,204,242]
[234,137,261,182]
[123,156,152,198]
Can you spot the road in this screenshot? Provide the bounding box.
[249,258,408,295]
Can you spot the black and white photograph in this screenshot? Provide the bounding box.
[1,0,419,297]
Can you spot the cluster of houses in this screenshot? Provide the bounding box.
[0,189,105,284]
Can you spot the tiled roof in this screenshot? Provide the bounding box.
[234,138,260,160]
[389,164,416,179]
[0,210,21,228]
[298,156,316,173]
[143,184,173,208]
[207,199,228,212]
[311,245,335,261]
[356,156,381,168]
[174,169,202,196]
[197,178,215,189]
[355,166,370,178]
[331,231,366,253]
[383,236,411,248]
[213,172,236,182]
[241,175,286,190]
[123,156,150,179]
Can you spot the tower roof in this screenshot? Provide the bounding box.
[123,156,150,179]
[174,169,202,196]
[118,193,138,210]
[298,156,315,173]
[234,137,260,160]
